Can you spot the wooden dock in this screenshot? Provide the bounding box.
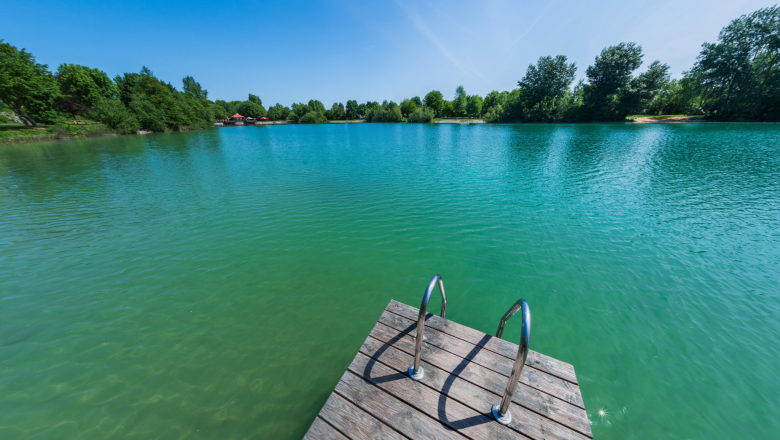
[304,299,591,440]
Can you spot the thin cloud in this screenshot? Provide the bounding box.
[504,0,559,54]
[395,0,469,76]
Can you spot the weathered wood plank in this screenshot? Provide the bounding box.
[317,393,408,440]
[304,417,350,440]
[387,300,578,385]
[361,334,592,438]
[354,346,591,440]
[371,322,585,409]
[372,318,585,410]
[335,371,468,440]
[346,353,520,440]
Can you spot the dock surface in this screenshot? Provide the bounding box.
[304,300,591,440]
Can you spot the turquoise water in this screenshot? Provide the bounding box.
[0,123,778,439]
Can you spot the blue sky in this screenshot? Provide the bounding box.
[4,0,772,105]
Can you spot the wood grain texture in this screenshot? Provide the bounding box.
[303,417,350,440]
[373,316,585,409]
[362,328,592,437]
[318,393,407,440]
[335,370,469,440]
[304,300,589,440]
[387,300,578,385]
[356,336,592,438]
[347,352,519,440]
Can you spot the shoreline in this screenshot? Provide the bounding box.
[3,118,773,146]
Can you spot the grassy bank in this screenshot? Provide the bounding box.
[0,123,217,145]
[0,123,120,144]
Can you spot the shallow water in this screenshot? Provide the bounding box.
[0,123,778,439]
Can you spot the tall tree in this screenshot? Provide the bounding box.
[345,100,359,119]
[248,93,262,105]
[267,103,290,121]
[687,5,780,119]
[581,42,644,120]
[237,101,266,118]
[518,55,577,108]
[453,86,468,117]
[423,90,444,117]
[0,40,61,126]
[182,76,207,100]
[308,99,325,112]
[400,98,418,117]
[618,60,670,115]
[330,102,345,119]
[466,95,483,117]
[57,63,118,116]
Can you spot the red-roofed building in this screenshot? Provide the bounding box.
[222,114,249,126]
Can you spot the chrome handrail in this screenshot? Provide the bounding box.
[491,299,531,425]
[408,274,447,381]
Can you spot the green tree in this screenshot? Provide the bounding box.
[441,100,454,118]
[115,67,213,131]
[618,60,671,115]
[345,100,359,119]
[237,101,266,118]
[182,76,207,100]
[686,5,780,120]
[89,98,139,133]
[400,98,418,117]
[518,55,577,121]
[453,86,468,117]
[364,105,402,122]
[423,90,444,116]
[410,96,422,107]
[0,40,61,126]
[248,94,262,106]
[483,91,504,112]
[57,63,118,116]
[329,102,345,119]
[466,95,483,117]
[308,99,325,113]
[407,107,435,122]
[581,42,644,120]
[210,102,228,119]
[299,110,327,123]
[267,103,290,121]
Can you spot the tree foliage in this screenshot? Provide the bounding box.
[408,106,435,122]
[88,98,139,133]
[423,90,444,117]
[267,103,290,121]
[466,95,483,117]
[0,40,61,126]
[686,5,780,120]
[57,64,117,116]
[453,86,468,117]
[183,76,207,100]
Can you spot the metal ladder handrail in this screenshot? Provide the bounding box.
[491,299,531,425]
[408,274,447,380]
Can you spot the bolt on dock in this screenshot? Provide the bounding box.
[304,276,591,440]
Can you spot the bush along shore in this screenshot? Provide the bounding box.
[1,4,777,145]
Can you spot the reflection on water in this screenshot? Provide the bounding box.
[1,123,779,439]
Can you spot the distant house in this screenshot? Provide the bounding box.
[224,114,247,126]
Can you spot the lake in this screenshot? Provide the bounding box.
[1,123,778,439]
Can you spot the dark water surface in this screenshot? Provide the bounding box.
[1,123,778,439]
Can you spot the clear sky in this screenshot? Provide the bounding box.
[3,0,773,105]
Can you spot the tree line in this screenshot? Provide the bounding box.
[1,5,777,132]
